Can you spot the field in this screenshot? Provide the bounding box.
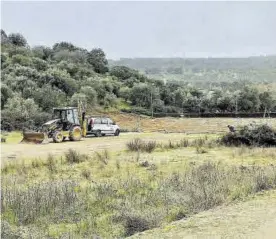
[1,117,276,238]
[110,114,276,133]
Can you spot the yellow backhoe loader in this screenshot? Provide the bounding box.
[21,107,87,144]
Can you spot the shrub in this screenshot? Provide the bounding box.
[160,138,190,150]
[221,124,276,147]
[126,138,143,152]
[121,214,151,236]
[126,138,157,153]
[81,169,91,179]
[95,149,110,165]
[196,147,208,154]
[46,154,56,172]
[1,180,81,225]
[143,141,157,153]
[64,149,84,164]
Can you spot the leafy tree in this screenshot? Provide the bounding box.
[216,94,233,112]
[103,93,118,108]
[130,83,160,108]
[11,54,33,66]
[7,46,32,57]
[152,99,165,112]
[8,65,40,81]
[33,85,67,111]
[53,50,87,64]
[110,66,139,80]
[32,57,48,71]
[32,46,53,60]
[238,86,260,112]
[160,87,174,105]
[259,91,275,112]
[70,93,87,107]
[173,88,186,108]
[8,33,28,47]
[53,42,77,52]
[1,29,9,44]
[1,53,8,69]
[87,48,108,74]
[80,86,97,106]
[40,68,77,96]
[124,76,139,88]
[2,94,40,127]
[75,66,95,81]
[1,83,13,108]
[119,87,131,102]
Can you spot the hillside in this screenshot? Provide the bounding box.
[1,30,276,131]
[109,57,276,86]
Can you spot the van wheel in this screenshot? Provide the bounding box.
[114,129,120,136]
[101,133,106,136]
[95,130,101,137]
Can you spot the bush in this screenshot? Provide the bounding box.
[1,180,80,225]
[126,138,157,153]
[64,149,85,164]
[221,124,276,147]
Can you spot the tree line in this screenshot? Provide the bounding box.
[1,29,276,130]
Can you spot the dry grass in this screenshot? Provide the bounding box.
[2,157,276,238]
[1,130,276,238]
[110,113,276,134]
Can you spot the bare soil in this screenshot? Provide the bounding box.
[1,132,192,160]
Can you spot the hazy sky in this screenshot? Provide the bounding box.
[1,1,276,59]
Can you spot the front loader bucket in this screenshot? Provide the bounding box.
[20,132,49,144]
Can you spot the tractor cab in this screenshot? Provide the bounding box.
[52,107,80,131]
[53,107,80,124]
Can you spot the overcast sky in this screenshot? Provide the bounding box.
[1,1,276,59]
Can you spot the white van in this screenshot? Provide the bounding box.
[87,116,120,137]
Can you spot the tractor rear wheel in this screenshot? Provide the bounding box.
[53,131,63,143]
[69,126,82,141]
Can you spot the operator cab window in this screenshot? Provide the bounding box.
[72,109,80,125]
[67,110,74,124]
[60,111,66,122]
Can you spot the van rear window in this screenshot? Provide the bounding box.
[94,118,101,124]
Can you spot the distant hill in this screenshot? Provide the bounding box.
[109,56,276,84]
[109,56,276,71]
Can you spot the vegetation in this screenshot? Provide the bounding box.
[1,29,276,130]
[109,57,276,86]
[2,137,276,238]
[221,124,276,147]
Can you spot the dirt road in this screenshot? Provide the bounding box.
[130,190,276,239]
[1,132,192,160]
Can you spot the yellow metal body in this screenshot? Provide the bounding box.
[61,131,70,137]
[20,107,87,144]
[81,118,87,137]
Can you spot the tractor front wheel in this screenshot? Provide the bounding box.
[53,131,63,143]
[69,126,82,141]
